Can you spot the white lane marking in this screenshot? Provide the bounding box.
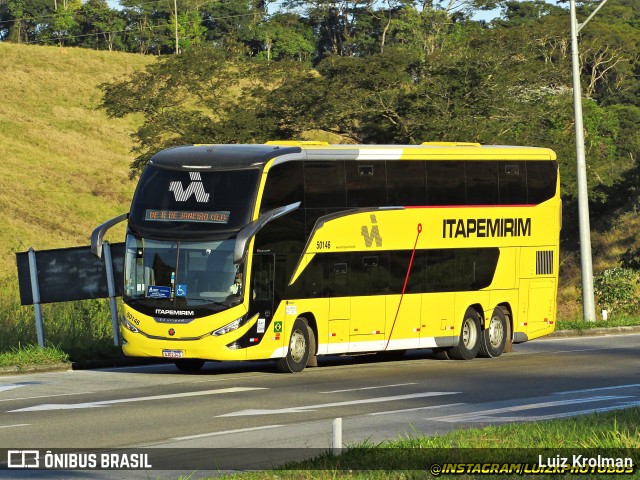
[217,391,460,417]
[456,401,640,423]
[172,425,285,441]
[0,385,28,393]
[0,392,93,402]
[321,383,417,394]
[553,384,640,395]
[0,424,30,429]
[8,387,265,412]
[464,402,640,423]
[369,402,465,416]
[430,395,632,423]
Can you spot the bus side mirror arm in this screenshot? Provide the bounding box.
[91,213,129,258]
[233,202,301,264]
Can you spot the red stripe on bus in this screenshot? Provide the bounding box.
[385,223,422,351]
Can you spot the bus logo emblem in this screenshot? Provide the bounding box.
[169,172,210,203]
[361,214,382,247]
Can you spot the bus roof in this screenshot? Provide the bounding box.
[147,142,556,170]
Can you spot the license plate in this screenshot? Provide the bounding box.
[162,349,184,359]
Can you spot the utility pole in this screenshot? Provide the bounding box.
[569,0,609,322]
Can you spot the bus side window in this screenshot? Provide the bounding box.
[389,250,426,294]
[427,161,465,206]
[351,253,389,295]
[323,255,350,297]
[426,249,457,292]
[527,161,558,204]
[465,161,499,205]
[260,162,304,213]
[346,161,387,207]
[387,162,427,207]
[304,161,346,208]
[252,256,274,302]
[287,254,323,299]
[498,161,527,205]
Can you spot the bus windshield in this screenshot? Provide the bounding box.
[128,167,261,238]
[124,234,244,309]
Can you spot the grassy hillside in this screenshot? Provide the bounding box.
[0,43,151,272]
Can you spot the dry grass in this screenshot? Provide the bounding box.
[0,43,151,270]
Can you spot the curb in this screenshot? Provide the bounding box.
[549,325,640,338]
[0,362,71,376]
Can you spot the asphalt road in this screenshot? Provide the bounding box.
[0,333,638,478]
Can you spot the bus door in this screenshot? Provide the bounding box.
[250,254,275,337]
[349,253,386,352]
[325,255,351,354]
[524,278,556,336]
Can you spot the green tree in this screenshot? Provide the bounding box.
[1,0,56,43]
[201,0,266,54]
[42,0,82,46]
[259,12,316,62]
[120,0,182,54]
[167,9,207,52]
[77,0,126,51]
[100,47,307,175]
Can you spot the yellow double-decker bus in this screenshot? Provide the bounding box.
[93,142,560,372]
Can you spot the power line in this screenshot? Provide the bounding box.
[0,0,284,28]
[11,10,264,46]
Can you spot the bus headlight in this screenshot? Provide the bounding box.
[212,315,250,337]
[121,315,140,333]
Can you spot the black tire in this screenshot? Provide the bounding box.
[306,324,318,367]
[175,358,205,372]
[449,307,481,360]
[276,318,311,373]
[478,307,508,358]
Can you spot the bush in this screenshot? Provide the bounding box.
[593,267,640,317]
[620,246,640,270]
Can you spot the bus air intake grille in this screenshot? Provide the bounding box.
[536,250,554,275]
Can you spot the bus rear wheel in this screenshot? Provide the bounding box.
[478,307,508,358]
[276,318,311,373]
[449,307,481,360]
[175,358,205,372]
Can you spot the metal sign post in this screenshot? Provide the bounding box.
[27,248,45,347]
[102,241,120,346]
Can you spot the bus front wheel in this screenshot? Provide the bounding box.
[478,307,508,358]
[276,318,311,373]
[449,307,481,360]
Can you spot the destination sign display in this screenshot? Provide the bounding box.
[145,209,230,224]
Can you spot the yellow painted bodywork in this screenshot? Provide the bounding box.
[122,143,560,361]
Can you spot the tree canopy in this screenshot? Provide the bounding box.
[95,1,639,213]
